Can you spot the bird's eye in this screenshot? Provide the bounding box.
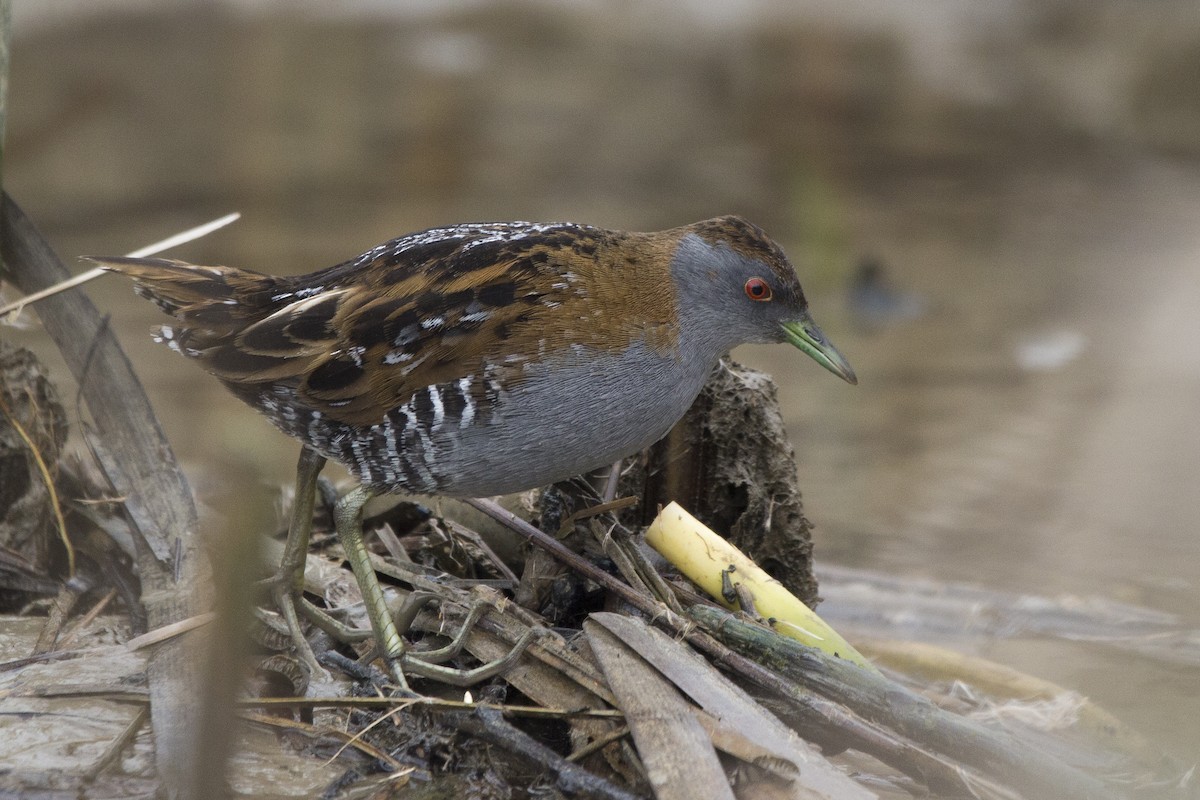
[744,277,773,302]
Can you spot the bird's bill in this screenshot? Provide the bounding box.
[781,312,858,385]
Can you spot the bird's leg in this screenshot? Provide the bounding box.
[300,589,437,648]
[402,598,489,665]
[298,597,373,643]
[333,485,413,690]
[268,450,385,654]
[276,447,327,591]
[393,597,542,687]
[264,446,328,677]
[330,489,539,693]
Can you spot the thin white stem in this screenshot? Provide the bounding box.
[125,211,241,258]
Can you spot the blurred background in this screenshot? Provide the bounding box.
[6,0,1199,761]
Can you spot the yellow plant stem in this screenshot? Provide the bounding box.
[646,501,873,671]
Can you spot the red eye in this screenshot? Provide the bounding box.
[744,277,773,301]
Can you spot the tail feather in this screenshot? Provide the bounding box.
[94,255,329,390]
[87,256,284,332]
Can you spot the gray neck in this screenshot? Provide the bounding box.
[670,233,755,361]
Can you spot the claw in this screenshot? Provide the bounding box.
[276,445,538,694]
[404,622,542,687]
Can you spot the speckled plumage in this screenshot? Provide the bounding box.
[93,215,854,496]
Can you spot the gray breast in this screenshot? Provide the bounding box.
[334,339,714,497]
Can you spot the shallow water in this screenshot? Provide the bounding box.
[7,0,1200,767]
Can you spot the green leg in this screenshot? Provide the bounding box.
[278,447,326,591]
[268,446,328,678]
[333,485,411,690]
[405,626,541,686]
[299,590,437,646]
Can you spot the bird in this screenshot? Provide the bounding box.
[91,215,856,688]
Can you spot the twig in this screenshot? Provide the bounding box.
[601,460,622,503]
[82,705,149,781]
[0,648,86,674]
[557,495,637,535]
[567,724,630,762]
[124,611,217,651]
[459,705,641,800]
[58,589,119,650]
[372,521,410,564]
[32,583,82,655]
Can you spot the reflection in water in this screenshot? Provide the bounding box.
[8,0,1200,760]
